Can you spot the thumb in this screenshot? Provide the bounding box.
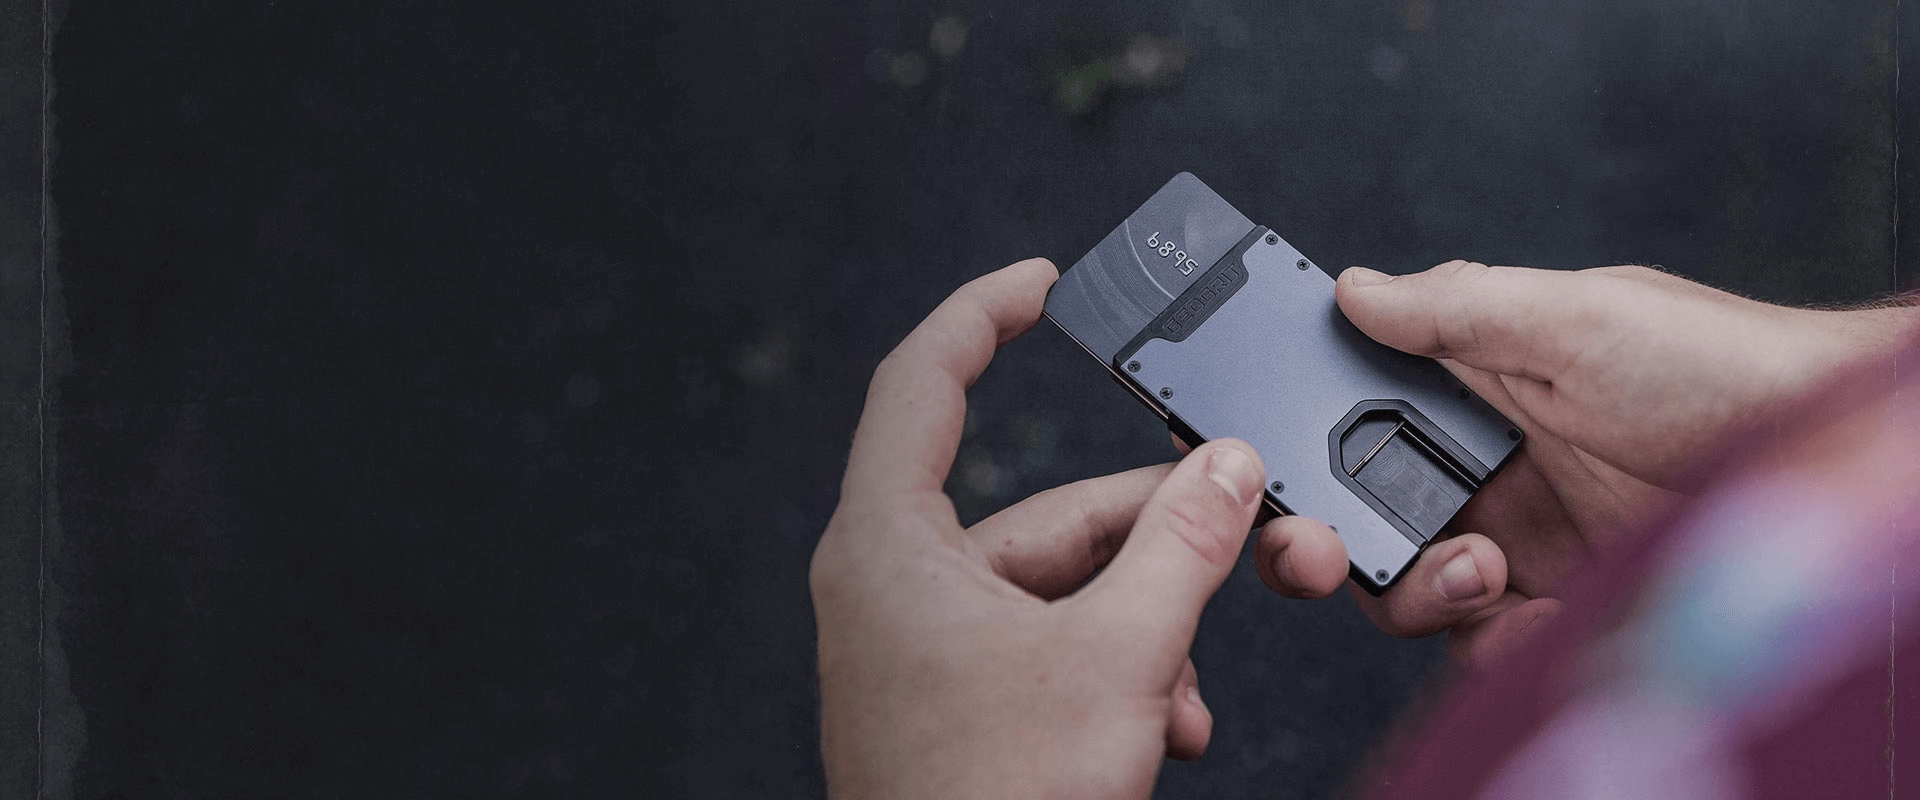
[1076,439,1265,650]
[1335,260,1599,383]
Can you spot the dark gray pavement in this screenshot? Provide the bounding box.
[2,0,1913,797]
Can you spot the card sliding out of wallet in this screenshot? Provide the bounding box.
[1043,173,1523,594]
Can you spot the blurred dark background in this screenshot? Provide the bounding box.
[0,0,1913,797]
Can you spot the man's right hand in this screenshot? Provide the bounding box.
[1257,260,1919,666]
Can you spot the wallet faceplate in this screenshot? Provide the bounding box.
[1045,173,1522,594]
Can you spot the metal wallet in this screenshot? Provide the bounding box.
[1043,172,1523,594]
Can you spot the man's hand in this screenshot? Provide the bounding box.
[813,259,1270,799]
[1255,261,1920,665]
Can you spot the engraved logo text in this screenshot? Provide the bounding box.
[1164,263,1242,336]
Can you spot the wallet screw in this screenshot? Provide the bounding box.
[1295,259,1311,270]
[1265,233,1278,245]
[1375,569,1389,582]
[1127,361,1140,372]
[1269,481,1284,493]
[1158,387,1173,399]
[1458,388,1470,399]
[1508,428,1522,441]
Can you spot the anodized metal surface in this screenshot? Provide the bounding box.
[1045,172,1255,364]
[1127,233,1520,590]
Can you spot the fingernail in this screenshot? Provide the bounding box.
[1437,551,1484,602]
[1345,266,1394,286]
[1207,446,1261,508]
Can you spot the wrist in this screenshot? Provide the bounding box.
[1822,304,1920,362]
[1721,304,1919,445]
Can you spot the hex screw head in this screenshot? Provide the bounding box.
[1159,387,1173,399]
[1296,259,1311,270]
[1269,481,1284,494]
[1265,233,1278,245]
[1127,361,1141,372]
[1508,428,1522,441]
[1375,569,1389,582]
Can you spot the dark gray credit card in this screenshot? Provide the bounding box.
[1043,173,1523,594]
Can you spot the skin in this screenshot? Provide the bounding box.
[813,256,1918,794]
[1257,261,1919,666]
[813,259,1269,799]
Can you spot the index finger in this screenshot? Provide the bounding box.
[841,258,1059,513]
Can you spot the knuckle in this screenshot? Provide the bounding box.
[1355,597,1412,637]
[1589,263,1656,280]
[1433,259,1486,279]
[957,269,1002,296]
[1378,612,1431,639]
[1457,262,1499,291]
[866,351,908,394]
[808,507,896,603]
[1362,587,1444,638]
[1154,495,1235,567]
[945,282,998,323]
[808,534,848,602]
[1369,601,1418,637]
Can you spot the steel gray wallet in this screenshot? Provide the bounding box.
[1043,173,1522,594]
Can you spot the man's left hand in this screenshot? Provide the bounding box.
[812,258,1295,799]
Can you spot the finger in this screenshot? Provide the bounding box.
[1449,596,1564,670]
[1165,658,1211,761]
[1348,533,1507,638]
[1442,450,1588,598]
[842,259,1059,514]
[1076,440,1266,649]
[1254,515,1349,599]
[1169,431,1192,456]
[965,464,1174,599]
[1335,261,1606,383]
